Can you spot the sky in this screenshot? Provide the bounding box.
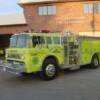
[0,0,23,14]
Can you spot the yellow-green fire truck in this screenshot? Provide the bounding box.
[4,32,100,80]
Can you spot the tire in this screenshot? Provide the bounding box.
[91,54,99,69]
[21,72,31,76]
[41,58,58,80]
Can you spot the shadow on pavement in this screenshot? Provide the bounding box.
[0,64,99,85]
[63,64,99,75]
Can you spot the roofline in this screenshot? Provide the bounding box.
[18,0,96,6]
[0,23,27,27]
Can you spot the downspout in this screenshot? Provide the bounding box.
[92,3,95,36]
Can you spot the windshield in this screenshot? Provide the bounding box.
[10,34,30,48]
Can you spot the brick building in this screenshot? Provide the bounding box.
[0,13,28,34]
[18,0,100,34]
[1,0,100,34]
[0,0,100,56]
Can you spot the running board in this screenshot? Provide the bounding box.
[69,65,80,70]
[60,64,80,70]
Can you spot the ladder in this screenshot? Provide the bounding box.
[68,41,79,65]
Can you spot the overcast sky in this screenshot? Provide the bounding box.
[0,0,23,14]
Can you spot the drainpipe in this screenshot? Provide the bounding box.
[92,3,95,36]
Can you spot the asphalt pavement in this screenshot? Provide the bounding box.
[0,66,100,100]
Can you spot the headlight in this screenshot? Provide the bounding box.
[20,55,25,60]
[6,53,25,60]
[5,54,8,58]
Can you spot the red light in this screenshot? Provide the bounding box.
[41,29,50,33]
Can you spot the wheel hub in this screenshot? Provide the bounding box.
[46,64,56,77]
[94,58,99,66]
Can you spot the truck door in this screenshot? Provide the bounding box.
[46,36,52,49]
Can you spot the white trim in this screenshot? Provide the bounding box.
[18,0,54,4]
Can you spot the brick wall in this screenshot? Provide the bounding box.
[0,25,28,34]
[23,0,100,34]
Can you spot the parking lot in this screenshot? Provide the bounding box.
[0,65,100,100]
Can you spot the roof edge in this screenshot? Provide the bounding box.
[18,0,96,6]
[0,23,27,27]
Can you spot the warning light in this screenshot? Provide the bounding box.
[41,29,50,33]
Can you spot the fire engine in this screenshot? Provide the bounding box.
[3,32,100,80]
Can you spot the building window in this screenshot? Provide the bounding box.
[84,4,93,13]
[84,3,100,13]
[39,6,47,15]
[98,4,100,12]
[93,3,99,13]
[47,6,56,15]
[38,5,56,16]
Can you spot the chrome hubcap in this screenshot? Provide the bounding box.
[46,64,56,77]
[94,58,98,66]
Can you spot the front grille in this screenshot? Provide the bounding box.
[7,60,24,65]
[5,60,25,73]
[7,54,21,59]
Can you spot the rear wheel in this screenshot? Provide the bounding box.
[91,54,99,69]
[41,58,58,80]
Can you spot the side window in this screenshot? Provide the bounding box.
[39,36,45,44]
[46,37,52,44]
[62,37,67,44]
[53,37,60,44]
[32,36,38,47]
[32,36,45,47]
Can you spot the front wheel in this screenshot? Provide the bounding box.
[41,59,58,80]
[91,54,99,69]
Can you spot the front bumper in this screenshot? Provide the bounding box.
[3,61,25,75]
